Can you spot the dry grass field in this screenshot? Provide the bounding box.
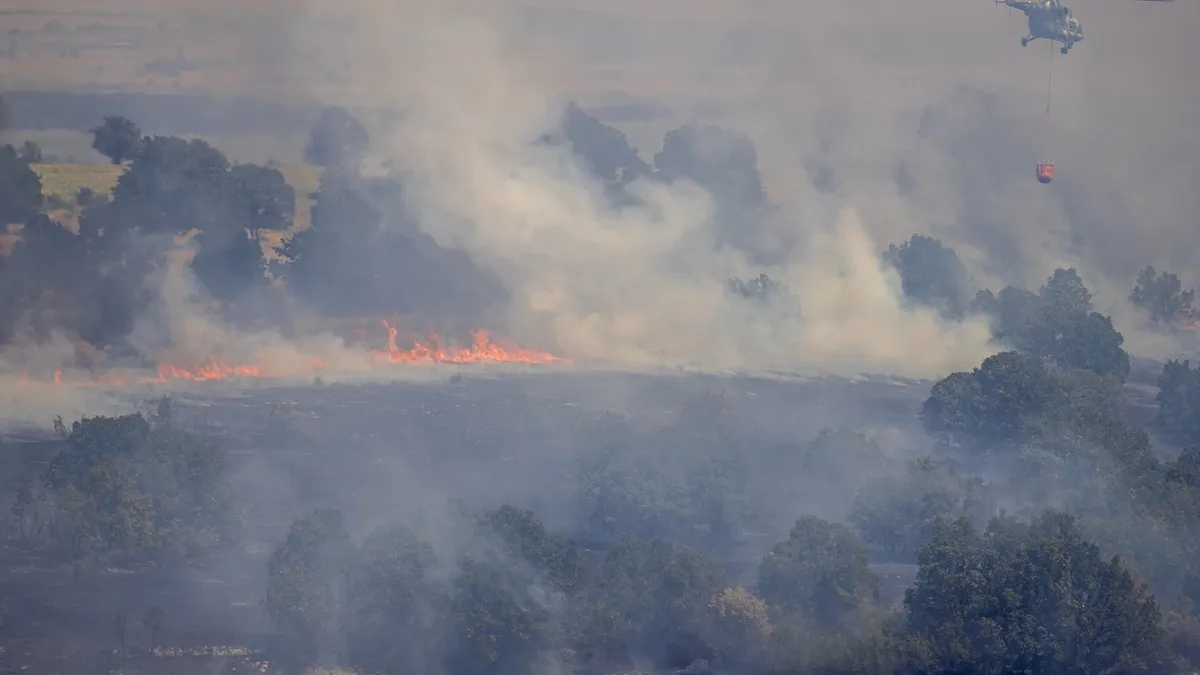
[31,162,322,204]
[31,162,124,201]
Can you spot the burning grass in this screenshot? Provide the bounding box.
[7,320,567,391]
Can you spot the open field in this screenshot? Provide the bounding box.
[30,162,322,203]
[31,161,123,200]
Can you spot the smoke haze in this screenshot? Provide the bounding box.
[2,0,1197,393]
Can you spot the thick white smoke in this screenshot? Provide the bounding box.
[280,5,998,379]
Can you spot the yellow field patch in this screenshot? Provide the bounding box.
[30,162,320,225]
[278,164,323,199]
[31,163,125,202]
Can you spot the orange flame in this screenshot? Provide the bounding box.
[9,322,564,388]
[376,321,562,365]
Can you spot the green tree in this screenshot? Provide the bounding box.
[1156,359,1200,444]
[0,143,43,225]
[303,106,369,168]
[344,523,443,675]
[906,511,1162,675]
[142,605,164,652]
[972,286,1041,344]
[226,163,295,238]
[188,229,269,302]
[881,234,973,319]
[793,428,891,516]
[850,458,992,556]
[108,135,232,238]
[654,123,773,260]
[0,213,89,343]
[1022,305,1130,380]
[38,412,236,565]
[1040,267,1093,315]
[575,536,726,671]
[697,586,773,670]
[474,504,584,596]
[560,101,652,186]
[90,115,142,165]
[727,273,787,301]
[19,139,42,163]
[1131,265,1194,324]
[973,269,1130,380]
[265,508,353,668]
[446,505,583,675]
[757,516,879,628]
[921,351,1061,446]
[575,396,754,551]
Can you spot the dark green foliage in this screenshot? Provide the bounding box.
[1156,359,1200,444]
[654,124,767,216]
[447,506,583,675]
[447,554,553,675]
[1166,447,1200,488]
[89,115,141,165]
[561,101,651,186]
[303,106,369,168]
[273,169,382,311]
[1040,267,1093,315]
[189,229,269,302]
[972,285,1040,342]
[474,505,585,596]
[19,140,41,163]
[265,508,354,667]
[1023,305,1130,379]
[973,268,1130,380]
[227,163,295,237]
[881,234,973,319]
[790,428,892,517]
[33,408,237,567]
[728,273,786,301]
[654,123,773,260]
[921,351,1061,445]
[344,523,443,675]
[0,143,43,225]
[1131,265,1194,324]
[575,395,754,550]
[576,536,726,671]
[850,458,993,556]
[274,169,506,319]
[109,135,232,237]
[906,511,1162,675]
[83,130,290,309]
[758,516,879,627]
[0,213,87,342]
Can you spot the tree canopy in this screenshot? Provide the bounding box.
[881,234,973,319]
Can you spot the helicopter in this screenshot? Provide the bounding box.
[996,0,1173,55]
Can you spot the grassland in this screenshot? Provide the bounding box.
[31,162,124,202]
[31,162,322,203]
